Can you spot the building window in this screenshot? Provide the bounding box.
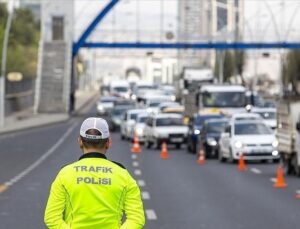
[52,16,64,41]
[217,7,227,31]
[235,0,239,7]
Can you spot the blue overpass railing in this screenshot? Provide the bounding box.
[72,0,300,56]
[80,41,300,50]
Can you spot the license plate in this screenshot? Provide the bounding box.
[171,138,183,142]
[251,149,265,153]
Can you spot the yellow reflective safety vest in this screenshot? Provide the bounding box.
[44,152,145,229]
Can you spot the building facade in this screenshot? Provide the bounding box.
[178,0,244,72]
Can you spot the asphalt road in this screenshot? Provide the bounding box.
[0,105,300,229]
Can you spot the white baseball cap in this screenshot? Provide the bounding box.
[80,117,110,140]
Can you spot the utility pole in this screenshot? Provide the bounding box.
[0,0,15,127]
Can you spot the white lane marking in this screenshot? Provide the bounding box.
[146,209,157,220]
[132,161,139,167]
[3,121,77,188]
[142,191,150,200]
[251,168,262,174]
[138,180,146,187]
[270,178,277,183]
[134,169,142,176]
[131,154,137,159]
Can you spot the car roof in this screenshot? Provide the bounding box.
[205,118,229,124]
[153,113,183,119]
[127,109,147,114]
[231,113,261,118]
[251,107,276,113]
[201,85,246,92]
[233,120,266,125]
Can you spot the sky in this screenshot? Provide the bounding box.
[73,0,300,43]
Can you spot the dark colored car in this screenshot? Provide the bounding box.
[106,105,135,131]
[199,119,228,158]
[187,114,224,154]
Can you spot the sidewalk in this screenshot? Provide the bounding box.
[0,90,99,135]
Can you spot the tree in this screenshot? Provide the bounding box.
[0,3,39,79]
[282,50,300,94]
[234,50,246,85]
[223,51,235,82]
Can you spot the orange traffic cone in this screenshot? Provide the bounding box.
[197,149,206,165]
[160,142,169,159]
[131,134,141,154]
[274,165,287,188]
[238,153,246,171]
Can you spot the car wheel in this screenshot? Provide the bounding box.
[121,133,125,140]
[153,140,160,150]
[218,148,226,163]
[145,139,152,149]
[176,143,181,149]
[272,158,280,164]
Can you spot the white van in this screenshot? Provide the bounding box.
[110,81,130,99]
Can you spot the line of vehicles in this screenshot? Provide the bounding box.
[97,70,300,177]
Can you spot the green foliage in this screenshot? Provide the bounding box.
[0,3,39,79]
[214,50,246,84]
[282,50,300,94]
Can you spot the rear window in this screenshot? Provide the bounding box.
[130,113,138,120]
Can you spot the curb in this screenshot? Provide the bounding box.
[0,91,99,136]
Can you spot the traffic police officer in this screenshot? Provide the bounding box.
[44,117,145,229]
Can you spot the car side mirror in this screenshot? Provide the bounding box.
[296,122,300,132]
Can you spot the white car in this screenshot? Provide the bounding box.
[120,109,147,140]
[218,120,279,162]
[130,113,150,142]
[144,113,188,149]
[252,107,277,130]
[96,96,117,115]
[230,113,262,122]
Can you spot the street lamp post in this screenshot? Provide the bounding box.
[0,0,15,127]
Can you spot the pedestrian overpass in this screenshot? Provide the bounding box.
[35,0,300,114]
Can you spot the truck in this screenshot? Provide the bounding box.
[178,68,214,116]
[184,84,247,118]
[277,98,300,176]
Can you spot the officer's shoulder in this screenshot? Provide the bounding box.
[110,160,126,170]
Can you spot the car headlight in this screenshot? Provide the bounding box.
[131,94,137,100]
[207,138,217,146]
[97,105,104,111]
[135,128,143,135]
[272,140,279,148]
[194,129,200,135]
[171,95,176,101]
[234,141,243,149]
[272,150,279,156]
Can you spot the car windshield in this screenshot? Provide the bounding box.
[129,113,138,120]
[113,87,128,92]
[138,116,148,123]
[156,118,183,126]
[206,121,227,134]
[203,92,245,108]
[112,107,129,116]
[194,115,223,126]
[149,102,161,107]
[100,98,115,103]
[234,123,273,135]
[255,112,276,120]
